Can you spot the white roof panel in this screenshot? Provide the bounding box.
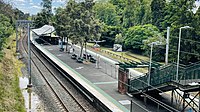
[32,25,55,36]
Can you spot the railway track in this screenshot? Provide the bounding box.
[19,33,94,112]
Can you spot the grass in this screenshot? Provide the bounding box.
[87,43,150,73]
[0,33,26,112]
[87,43,149,62]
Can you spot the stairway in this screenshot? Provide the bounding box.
[128,62,200,94]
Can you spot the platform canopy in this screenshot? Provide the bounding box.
[32,25,55,36]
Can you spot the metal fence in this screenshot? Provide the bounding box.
[99,59,119,79]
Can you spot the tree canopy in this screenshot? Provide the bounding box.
[0,14,13,50]
[33,0,200,64]
[93,2,120,26]
[122,0,152,28]
[151,0,165,28]
[124,24,163,51]
[33,0,53,28]
[53,0,102,57]
[0,0,29,57]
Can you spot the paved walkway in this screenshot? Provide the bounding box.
[42,45,158,112]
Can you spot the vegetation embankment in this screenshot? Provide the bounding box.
[0,0,28,111]
[0,34,25,112]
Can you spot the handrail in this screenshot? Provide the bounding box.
[128,62,200,93]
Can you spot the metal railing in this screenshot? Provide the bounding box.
[128,62,200,93]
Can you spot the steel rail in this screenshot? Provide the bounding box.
[20,33,70,112]
[31,43,87,112]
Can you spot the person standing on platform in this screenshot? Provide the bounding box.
[59,37,63,51]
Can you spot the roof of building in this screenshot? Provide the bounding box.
[32,25,55,36]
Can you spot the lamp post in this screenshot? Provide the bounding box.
[148,43,153,86]
[148,41,162,86]
[176,26,192,81]
[165,27,170,65]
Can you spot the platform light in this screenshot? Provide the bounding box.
[176,26,192,81]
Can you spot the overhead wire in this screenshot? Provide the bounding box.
[139,37,200,57]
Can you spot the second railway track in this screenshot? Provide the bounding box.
[19,32,97,112]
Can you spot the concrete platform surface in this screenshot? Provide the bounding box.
[42,45,158,112]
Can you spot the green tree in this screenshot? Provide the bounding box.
[189,7,200,63]
[61,0,102,58]
[33,13,49,28]
[122,0,135,28]
[0,14,13,50]
[93,2,120,26]
[41,0,52,14]
[122,0,152,28]
[13,8,29,20]
[0,0,14,18]
[109,0,126,15]
[124,24,166,61]
[33,0,53,28]
[161,0,196,64]
[124,24,161,52]
[135,0,152,25]
[194,7,200,37]
[100,25,123,47]
[150,0,166,28]
[109,0,126,24]
[161,0,195,29]
[54,7,72,51]
[0,0,29,26]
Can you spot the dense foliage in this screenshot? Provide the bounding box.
[0,1,28,22]
[53,0,102,57]
[124,24,161,51]
[100,25,123,47]
[161,0,197,64]
[33,0,53,28]
[93,2,120,26]
[0,14,13,51]
[33,0,200,64]
[123,0,152,28]
[150,0,165,28]
[0,34,25,112]
[0,1,28,111]
[94,0,200,64]
[0,0,28,55]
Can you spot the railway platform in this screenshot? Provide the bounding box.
[40,44,151,112]
[31,31,200,111]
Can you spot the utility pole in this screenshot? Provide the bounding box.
[148,43,153,86]
[165,27,170,65]
[148,41,162,86]
[176,26,192,81]
[16,20,33,87]
[27,23,32,87]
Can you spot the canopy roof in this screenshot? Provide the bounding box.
[32,25,55,36]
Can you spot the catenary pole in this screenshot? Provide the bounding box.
[165,27,170,65]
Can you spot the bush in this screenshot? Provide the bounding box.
[100,25,124,47]
[0,14,13,51]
